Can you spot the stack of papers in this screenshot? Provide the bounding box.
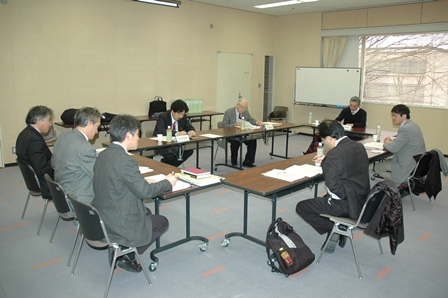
[364,142,385,154]
[236,120,260,130]
[178,173,222,186]
[262,165,323,182]
[144,174,190,192]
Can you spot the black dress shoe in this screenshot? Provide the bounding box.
[117,255,142,273]
[242,161,256,168]
[338,236,347,248]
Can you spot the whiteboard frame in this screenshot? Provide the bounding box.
[294,67,362,108]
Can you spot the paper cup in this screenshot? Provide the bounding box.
[157,134,163,142]
[315,120,320,126]
[373,134,378,142]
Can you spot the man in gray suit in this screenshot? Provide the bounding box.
[93,115,177,273]
[222,98,262,167]
[296,120,370,253]
[53,107,101,204]
[374,104,426,184]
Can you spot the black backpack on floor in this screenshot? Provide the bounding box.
[266,218,315,277]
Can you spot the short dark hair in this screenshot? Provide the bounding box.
[391,104,410,119]
[74,107,101,127]
[25,106,54,125]
[317,119,345,140]
[109,115,140,142]
[170,99,189,113]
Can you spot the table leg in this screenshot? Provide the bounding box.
[149,193,209,271]
[222,190,266,247]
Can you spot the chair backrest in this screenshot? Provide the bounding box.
[17,160,41,194]
[216,121,227,149]
[411,152,432,179]
[67,194,109,244]
[43,126,57,142]
[44,174,72,214]
[272,106,288,118]
[358,190,387,226]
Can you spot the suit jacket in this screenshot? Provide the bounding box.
[364,180,404,255]
[322,137,370,218]
[222,106,257,128]
[152,111,195,136]
[16,125,54,199]
[335,107,367,128]
[383,119,426,184]
[92,143,172,247]
[53,129,96,204]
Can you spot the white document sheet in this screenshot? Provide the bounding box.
[144,174,190,192]
[262,164,323,182]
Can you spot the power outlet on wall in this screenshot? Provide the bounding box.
[12,147,16,154]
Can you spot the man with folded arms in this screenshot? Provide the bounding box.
[93,115,177,272]
[296,120,370,253]
[374,104,426,184]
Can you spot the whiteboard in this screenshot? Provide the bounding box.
[294,67,361,107]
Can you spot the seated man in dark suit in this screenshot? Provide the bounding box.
[16,105,55,200]
[93,115,177,272]
[153,99,197,167]
[335,96,367,128]
[296,120,370,253]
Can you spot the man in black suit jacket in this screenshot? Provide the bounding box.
[16,106,55,200]
[296,120,370,253]
[335,96,367,128]
[153,99,197,167]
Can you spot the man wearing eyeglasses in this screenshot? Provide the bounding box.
[153,99,197,167]
[16,105,55,200]
[222,98,262,168]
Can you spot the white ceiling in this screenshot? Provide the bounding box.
[190,0,434,16]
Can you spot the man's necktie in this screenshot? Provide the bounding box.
[238,113,242,120]
[172,121,177,131]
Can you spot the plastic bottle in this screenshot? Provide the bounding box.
[279,247,293,267]
[308,112,313,125]
[376,125,381,142]
[317,142,324,156]
[166,125,172,143]
[241,116,245,131]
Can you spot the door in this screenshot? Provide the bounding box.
[216,52,252,122]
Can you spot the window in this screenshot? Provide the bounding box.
[360,33,448,107]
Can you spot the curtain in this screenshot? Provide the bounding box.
[322,36,347,67]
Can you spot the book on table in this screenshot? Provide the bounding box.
[180,167,211,179]
[178,173,222,186]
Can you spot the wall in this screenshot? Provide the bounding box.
[1,1,447,165]
[0,0,275,164]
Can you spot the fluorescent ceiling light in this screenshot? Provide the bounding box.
[255,0,318,9]
[132,0,181,8]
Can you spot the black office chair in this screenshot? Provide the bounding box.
[316,187,388,279]
[17,159,50,236]
[43,174,80,267]
[67,194,152,298]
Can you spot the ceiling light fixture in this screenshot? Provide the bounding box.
[255,0,318,9]
[132,0,181,8]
